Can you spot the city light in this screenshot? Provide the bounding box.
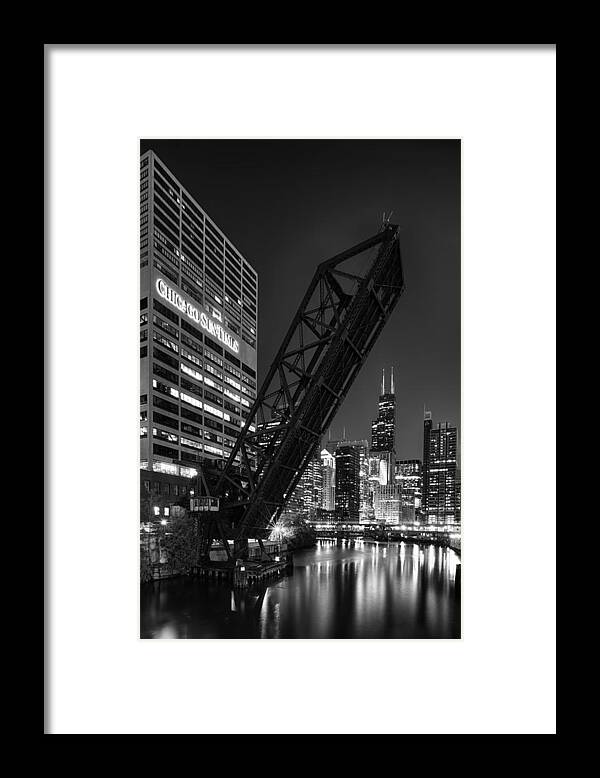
[155,278,240,353]
[268,518,291,542]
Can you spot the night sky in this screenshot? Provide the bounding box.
[140,139,460,461]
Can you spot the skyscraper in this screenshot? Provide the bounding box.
[140,150,258,496]
[334,445,360,522]
[372,483,402,524]
[320,447,336,513]
[369,368,396,486]
[355,441,372,523]
[395,459,423,526]
[324,438,370,522]
[422,410,432,514]
[297,452,323,522]
[422,414,460,528]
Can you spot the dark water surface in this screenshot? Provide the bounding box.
[140,540,461,639]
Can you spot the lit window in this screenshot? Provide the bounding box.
[181,437,202,450]
[181,363,203,382]
[152,462,178,476]
[180,393,202,409]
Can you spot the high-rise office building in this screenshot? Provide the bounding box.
[334,445,360,522]
[320,446,336,512]
[422,410,432,513]
[297,452,323,522]
[140,151,258,495]
[422,414,460,528]
[354,441,372,523]
[372,482,402,524]
[274,442,323,523]
[370,368,396,485]
[395,459,423,526]
[325,438,370,522]
[371,367,396,450]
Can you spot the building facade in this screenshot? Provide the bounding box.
[341,440,370,523]
[354,441,372,523]
[320,447,336,512]
[296,452,323,522]
[334,445,360,522]
[140,150,258,493]
[372,482,402,524]
[422,415,460,528]
[395,459,423,526]
[422,410,432,514]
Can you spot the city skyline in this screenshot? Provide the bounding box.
[322,368,459,470]
[300,395,459,528]
[139,139,460,460]
[284,358,459,529]
[139,148,460,535]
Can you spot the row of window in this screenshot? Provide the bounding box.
[144,175,257,319]
[142,154,256,292]
[152,211,256,328]
[142,313,256,390]
[143,479,189,497]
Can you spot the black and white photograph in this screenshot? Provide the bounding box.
[139,140,461,639]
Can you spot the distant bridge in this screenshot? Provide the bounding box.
[313,525,461,555]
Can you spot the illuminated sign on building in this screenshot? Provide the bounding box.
[156,278,239,353]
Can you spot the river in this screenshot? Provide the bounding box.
[140,539,461,639]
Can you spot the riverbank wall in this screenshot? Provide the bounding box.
[142,552,295,586]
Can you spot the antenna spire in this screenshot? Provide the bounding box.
[381,210,394,229]
[381,367,385,396]
[391,366,394,395]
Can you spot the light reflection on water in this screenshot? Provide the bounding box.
[140,540,460,639]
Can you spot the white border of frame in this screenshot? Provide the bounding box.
[46,44,556,735]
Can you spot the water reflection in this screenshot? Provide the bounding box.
[140,540,461,639]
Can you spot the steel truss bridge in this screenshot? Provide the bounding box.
[198,224,405,560]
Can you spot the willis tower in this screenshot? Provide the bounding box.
[370,367,396,485]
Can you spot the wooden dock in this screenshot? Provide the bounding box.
[190,555,293,587]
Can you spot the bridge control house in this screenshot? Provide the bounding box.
[140,150,259,500]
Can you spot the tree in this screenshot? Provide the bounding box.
[140,487,189,581]
[161,513,201,575]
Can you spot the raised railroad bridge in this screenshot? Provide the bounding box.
[195,224,406,565]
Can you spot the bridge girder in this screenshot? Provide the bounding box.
[200,224,405,558]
